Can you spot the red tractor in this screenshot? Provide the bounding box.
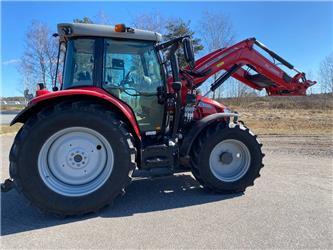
[3,23,315,216]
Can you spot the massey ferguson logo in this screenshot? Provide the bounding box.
[198,102,214,109]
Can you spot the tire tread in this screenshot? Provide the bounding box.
[9,100,137,216]
[190,122,264,193]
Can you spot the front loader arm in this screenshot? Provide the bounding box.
[182,38,316,96]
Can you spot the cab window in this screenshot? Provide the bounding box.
[63,39,96,89]
[103,39,164,132]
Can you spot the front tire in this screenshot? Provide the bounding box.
[190,123,264,193]
[9,101,136,216]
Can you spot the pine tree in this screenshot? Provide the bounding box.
[164,19,204,68]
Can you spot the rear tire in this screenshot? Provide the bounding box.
[9,101,137,216]
[190,122,264,193]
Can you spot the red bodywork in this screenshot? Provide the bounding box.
[20,37,315,139]
[180,38,316,96]
[33,87,141,138]
[194,96,226,119]
[33,87,224,135]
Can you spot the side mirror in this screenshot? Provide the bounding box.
[183,37,195,69]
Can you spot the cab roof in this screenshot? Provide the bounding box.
[57,23,162,42]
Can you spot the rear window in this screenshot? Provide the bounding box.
[63,39,96,89]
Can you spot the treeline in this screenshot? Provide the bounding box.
[17,11,333,98]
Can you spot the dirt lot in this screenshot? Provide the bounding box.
[221,94,333,135]
[1,133,332,249]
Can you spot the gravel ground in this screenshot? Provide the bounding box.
[1,134,332,249]
[0,112,19,125]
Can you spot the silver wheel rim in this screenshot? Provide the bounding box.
[209,139,251,182]
[38,127,114,197]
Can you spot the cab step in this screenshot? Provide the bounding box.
[141,144,176,169]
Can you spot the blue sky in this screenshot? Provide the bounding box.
[1,1,333,96]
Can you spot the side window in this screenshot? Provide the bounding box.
[55,42,66,89]
[103,40,162,94]
[102,39,165,132]
[103,51,144,90]
[63,39,95,89]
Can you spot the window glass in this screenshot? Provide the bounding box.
[103,40,162,93]
[63,39,95,89]
[56,42,66,89]
[103,39,164,132]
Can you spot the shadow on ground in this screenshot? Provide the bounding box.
[1,173,242,236]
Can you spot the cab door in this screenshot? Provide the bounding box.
[102,39,165,133]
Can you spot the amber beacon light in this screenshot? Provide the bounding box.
[115,24,126,32]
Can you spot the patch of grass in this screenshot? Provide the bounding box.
[236,108,333,135]
[0,105,25,111]
[0,124,22,135]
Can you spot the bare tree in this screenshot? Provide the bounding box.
[19,21,58,92]
[319,53,333,94]
[199,11,235,52]
[93,10,111,25]
[131,11,166,34]
[199,11,236,99]
[74,11,113,25]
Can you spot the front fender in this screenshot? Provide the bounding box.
[11,87,141,139]
[180,112,239,157]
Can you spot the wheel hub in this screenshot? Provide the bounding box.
[74,154,83,163]
[209,139,251,182]
[67,150,88,169]
[38,127,114,197]
[220,152,233,164]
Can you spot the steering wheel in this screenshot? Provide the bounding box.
[121,70,135,86]
[122,86,141,96]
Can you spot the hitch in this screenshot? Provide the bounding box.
[1,179,14,192]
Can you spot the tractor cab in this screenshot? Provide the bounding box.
[55,23,196,138]
[57,23,167,133]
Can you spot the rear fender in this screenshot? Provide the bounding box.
[11,88,141,140]
[180,112,238,158]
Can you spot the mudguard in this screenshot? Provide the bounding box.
[11,87,141,139]
[180,112,238,157]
